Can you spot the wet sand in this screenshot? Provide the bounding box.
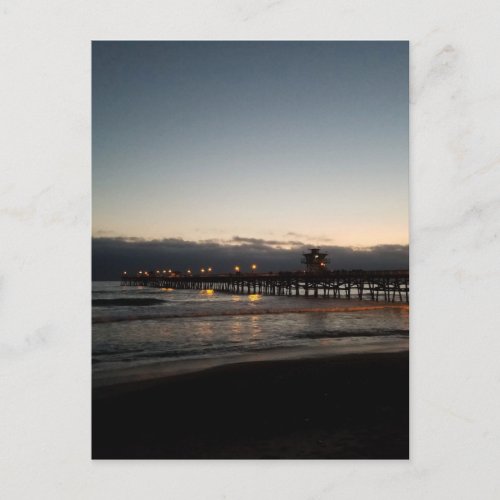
[92,350,409,459]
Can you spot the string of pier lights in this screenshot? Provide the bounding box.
[132,269,174,277]
[126,264,258,277]
[184,264,258,275]
[235,264,257,273]
[134,267,215,276]
[186,263,258,275]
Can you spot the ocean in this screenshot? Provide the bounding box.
[92,281,409,385]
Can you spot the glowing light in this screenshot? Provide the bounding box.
[168,269,172,273]
[208,267,212,272]
[139,271,143,274]
[235,266,240,272]
[202,289,214,295]
[187,269,192,274]
[201,268,205,273]
[123,271,127,275]
[156,270,160,274]
[251,264,257,270]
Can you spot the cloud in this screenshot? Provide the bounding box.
[284,232,334,243]
[92,236,408,280]
[229,236,304,248]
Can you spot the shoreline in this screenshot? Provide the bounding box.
[93,336,409,390]
[93,349,409,459]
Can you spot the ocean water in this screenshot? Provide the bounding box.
[92,281,409,384]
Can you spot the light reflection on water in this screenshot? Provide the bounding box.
[248,294,262,302]
[92,281,409,374]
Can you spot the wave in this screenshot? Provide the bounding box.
[92,303,408,324]
[93,343,257,362]
[93,348,146,356]
[92,298,168,307]
[92,330,408,363]
[294,329,408,340]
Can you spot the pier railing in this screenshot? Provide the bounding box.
[121,271,409,303]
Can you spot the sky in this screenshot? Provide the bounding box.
[92,42,408,277]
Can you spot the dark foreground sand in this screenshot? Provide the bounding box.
[93,351,409,459]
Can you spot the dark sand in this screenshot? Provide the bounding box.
[92,351,409,459]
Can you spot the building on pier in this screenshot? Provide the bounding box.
[301,248,329,273]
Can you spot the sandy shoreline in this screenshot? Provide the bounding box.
[93,335,409,390]
[93,349,409,459]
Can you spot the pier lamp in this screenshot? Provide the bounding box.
[168,269,172,273]
[138,271,143,274]
[208,267,212,272]
[123,271,127,275]
[201,268,205,273]
[162,269,167,274]
[251,264,257,272]
[156,270,160,274]
[187,269,192,275]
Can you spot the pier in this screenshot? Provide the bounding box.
[121,270,409,303]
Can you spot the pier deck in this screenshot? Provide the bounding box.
[121,271,409,303]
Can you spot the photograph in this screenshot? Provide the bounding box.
[92,41,409,459]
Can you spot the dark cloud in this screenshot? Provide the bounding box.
[92,236,409,280]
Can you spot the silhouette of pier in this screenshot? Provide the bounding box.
[121,270,409,303]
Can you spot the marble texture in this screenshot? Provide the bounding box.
[1,0,500,498]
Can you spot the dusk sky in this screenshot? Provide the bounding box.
[92,42,408,277]
[92,42,408,240]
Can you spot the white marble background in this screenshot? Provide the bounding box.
[1,1,499,498]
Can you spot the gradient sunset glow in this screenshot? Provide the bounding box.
[93,41,408,249]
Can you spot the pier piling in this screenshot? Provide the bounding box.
[121,271,409,303]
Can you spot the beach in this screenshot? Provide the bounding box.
[93,350,409,459]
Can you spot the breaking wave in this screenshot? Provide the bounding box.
[92,329,408,363]
[92,303,407,324]
[294,329,408,340]
[92,298,168,307]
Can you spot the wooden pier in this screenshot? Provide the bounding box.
[121,271,409,303]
